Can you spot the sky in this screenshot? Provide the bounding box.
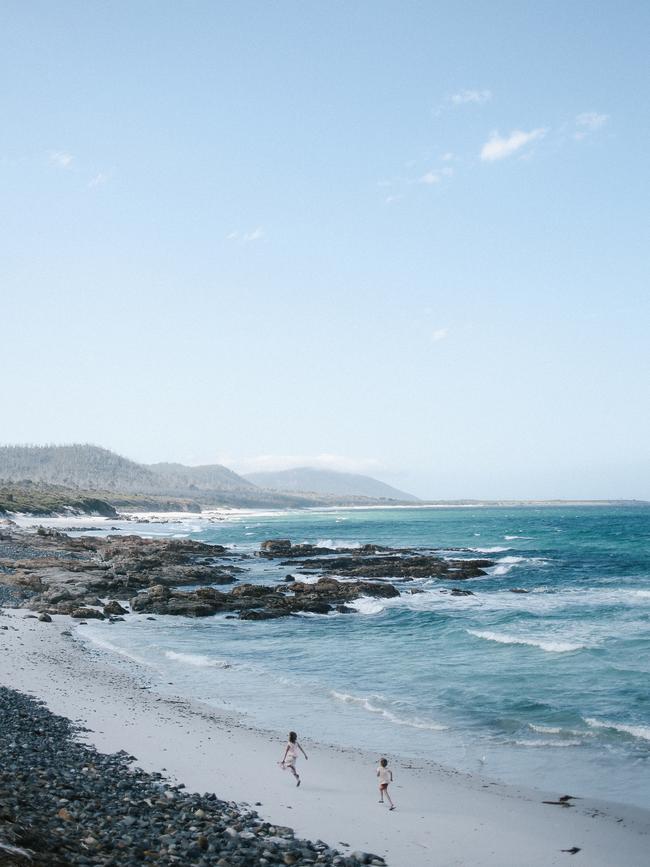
[1,1,649,499]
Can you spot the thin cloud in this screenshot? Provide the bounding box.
[574,112,609,140]
[227,227,265,242]
[434,89,492,115]
[451,89,492,106]
[576,112,608,131]
[432,328,448,343]
[88,172,108,188]
[419,165,453,185]
[235,453,383,475]
[49,151,73,168]
[243,226,264,242]
[480,128,546,162]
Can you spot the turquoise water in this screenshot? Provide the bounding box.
[79,506,650,808]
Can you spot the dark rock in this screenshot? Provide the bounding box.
[229,584,274,599]
[130,584,227,617]
[450,588,474,596]
[38,612,52,622]
[103,600,128,616]
[284,553,493,581]
[260,539,293,555]
[292,577,399,600]
[71,607,105,620]
[296,601,332,614]
[239,609,288,620]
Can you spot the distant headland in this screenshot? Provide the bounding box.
[0,444,646,517]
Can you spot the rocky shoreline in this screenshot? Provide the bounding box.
[0,687,383,866]
[0,523,493,622]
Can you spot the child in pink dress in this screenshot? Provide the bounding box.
[280,731,308,786]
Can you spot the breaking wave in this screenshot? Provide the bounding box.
[470,546,511,553]
[584,718,650,743]
[514,739,583,748]
[330,691,447,731]
[467,629,587,653]
[316,539,362,549]
[164,650,232,669]
[490,556,550,576]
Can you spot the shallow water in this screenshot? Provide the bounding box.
[79,505,650,808]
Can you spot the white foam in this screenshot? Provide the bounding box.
[504,535,532,541]
[514,739,583,748]
[489,556,549,576]
[470,546,511,553]
[291,572,324,585]
[165,650,232,669]
[315,538,362,549]
[78,633,153,668]
[330,691,447,731]
[467,629,586,653]
[584,718,650,742]
[351,596,387,615]
[528,724,563,734]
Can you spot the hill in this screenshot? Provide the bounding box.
[0,445,407,511]
[0,445,162,493]
[148,462,256,493]
[0,445,256,495]
[243,467,419,501]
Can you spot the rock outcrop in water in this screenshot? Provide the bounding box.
[0,529,239,615]
[0,528,493,621]
[285,553,492,581]
[129,578,400,619]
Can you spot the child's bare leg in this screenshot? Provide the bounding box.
[378,786,384,803]
[386,789,395,809]
[289,764,300,785]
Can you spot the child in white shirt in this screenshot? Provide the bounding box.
[377,757,395,810]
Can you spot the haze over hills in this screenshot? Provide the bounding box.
[148,462,256,493]
[0,446,252,493]
[243,467,419,501]
[0,445,417,512]
[0,445,160,492]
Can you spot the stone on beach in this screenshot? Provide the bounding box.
[0,687,369,866]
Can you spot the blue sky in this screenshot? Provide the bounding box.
[2,1,648,498]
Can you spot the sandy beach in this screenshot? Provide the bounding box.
[2,609,648,867]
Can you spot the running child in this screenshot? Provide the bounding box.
[280,731,308,787]
[377,757,395,810]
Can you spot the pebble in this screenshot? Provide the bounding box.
[0,687,377,865]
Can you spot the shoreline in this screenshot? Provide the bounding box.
[3,609,649,866]
[8,496,650,532]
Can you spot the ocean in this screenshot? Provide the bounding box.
[77,505,650,809]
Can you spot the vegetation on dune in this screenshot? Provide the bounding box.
[0,481,203,517]
[0,481,118,517]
